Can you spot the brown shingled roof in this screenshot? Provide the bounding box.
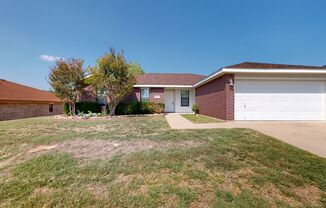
[0,79,62,102]
[136,73,206,85]
[225,62,326,69]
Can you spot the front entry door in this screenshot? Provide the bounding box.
[164,90,175,112]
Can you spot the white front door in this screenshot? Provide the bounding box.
[164,90,175,112]
[235,79,325,120]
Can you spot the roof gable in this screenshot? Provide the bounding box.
[136,73,206,86]
[0,79,62,102]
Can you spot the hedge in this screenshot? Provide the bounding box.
[75,102,101,113]
[109,101,165,115]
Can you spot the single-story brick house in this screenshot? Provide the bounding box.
[124,62,326,121]
[0,79,64,121]
[124,73,206,113]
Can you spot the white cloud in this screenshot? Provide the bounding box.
[40,54,63,62]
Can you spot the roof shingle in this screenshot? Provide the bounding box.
[225,62,326,69]
[136,73,206,85]
[0,79,62,102]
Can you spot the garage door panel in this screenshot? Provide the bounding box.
[236,80,324,93]
[235,80,325,120]
[236,112,322,120]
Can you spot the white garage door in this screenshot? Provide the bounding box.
[235,79,325,120]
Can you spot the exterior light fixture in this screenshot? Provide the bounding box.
[229,78,234,86]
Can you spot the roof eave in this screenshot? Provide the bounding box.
[193,68,326,88]
[0,99,64,103]
[133,84,193,88]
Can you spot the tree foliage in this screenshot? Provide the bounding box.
[87,48,136,116]
[49,59,85,115]
[128,61,145,76]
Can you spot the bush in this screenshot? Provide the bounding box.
[192,104,199,114]
[139,102,165,114]
[109,101,165,115]
[115,102,140,115]
[75,102,101,114]
[63,103,70,115]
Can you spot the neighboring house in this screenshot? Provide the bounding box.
[125,62,326,121]
[0,79,64,121]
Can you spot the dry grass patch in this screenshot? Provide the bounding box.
[85,183,108,197]
[54,139,203,162]
[32,187,54,196]
[293,185,322,206]
[0,139,204,169]
[220,168,255,195]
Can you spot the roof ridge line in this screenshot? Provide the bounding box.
[224,61,326,69]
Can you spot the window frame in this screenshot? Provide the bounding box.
[140,88,150,102]
[180,90,189,107]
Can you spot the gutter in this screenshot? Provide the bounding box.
[193,68,326,88]
[133,84,193,88]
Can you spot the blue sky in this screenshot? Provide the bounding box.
[0,0,325,90]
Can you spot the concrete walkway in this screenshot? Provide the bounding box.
[165,114,326,158]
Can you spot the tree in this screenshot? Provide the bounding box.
[87,48,136,116]
[49,59,85,115]
[128,61,145,76]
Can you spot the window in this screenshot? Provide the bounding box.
[181,90,189,106]
[140,88,150,101]
[96,91,107,105]
[49,104,54,112]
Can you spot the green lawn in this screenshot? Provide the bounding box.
[0,115,325,207]
[181,114,224,123]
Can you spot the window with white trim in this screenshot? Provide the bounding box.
[181,90,189,106]
[140,88,150,101]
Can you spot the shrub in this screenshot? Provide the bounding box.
[142,102,164,114]
[75,102,101,114]
[139,102,155,114]
[63,103,70,115]
[138,102,164,114]
[109,101,165,115]
[192,104,199,114]
[115,102,139,115]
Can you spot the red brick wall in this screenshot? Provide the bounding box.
[225,75,234,120]
[149,88,164,103]
[121,88,141,102]
[0,102,63,121]
[82,86,165,104]
[195,74,234,120]
[122,87,164,103]
[79,86,97,102]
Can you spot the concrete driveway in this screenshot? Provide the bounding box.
[166,114,326,157]
[243,122,326,158]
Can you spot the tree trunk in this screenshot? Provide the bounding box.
[72,102,76,115]
[69,103,73,116]
[69,102,76,115]
[108,95,122,116]
[109,102,116,116]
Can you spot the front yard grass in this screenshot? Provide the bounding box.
[0,115,325,207]
[181,113,224,123]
